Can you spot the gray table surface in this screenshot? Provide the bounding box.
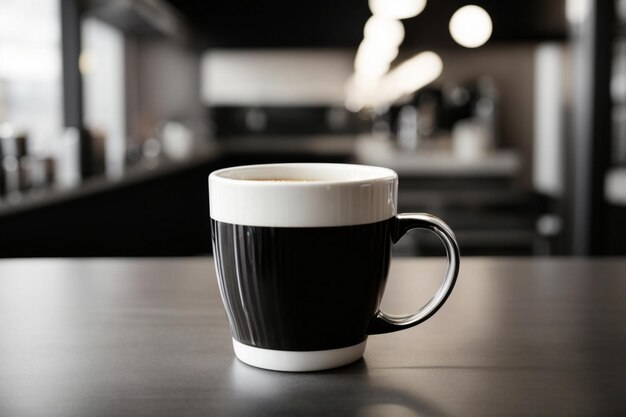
[0,257,625,417]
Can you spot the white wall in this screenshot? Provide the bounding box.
[136,38,203,122]
[201,50,354,106]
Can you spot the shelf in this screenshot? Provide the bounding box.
[0,145,223,218]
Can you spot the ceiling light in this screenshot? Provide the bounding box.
[363,16,405,48]
[355,52,393,79]
[355,40,399,68]
[449,5,493,48]
[369,0,427,20]
[374,51,443,107]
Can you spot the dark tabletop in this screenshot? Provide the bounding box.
[0,257,625,417]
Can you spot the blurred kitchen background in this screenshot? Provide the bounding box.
[0,0,624,257]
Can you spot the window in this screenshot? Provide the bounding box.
[0,0,62,156]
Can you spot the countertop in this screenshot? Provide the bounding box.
[354,137,521,177]
[0,257,625,417]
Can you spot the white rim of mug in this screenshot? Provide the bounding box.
[209,163,398,186]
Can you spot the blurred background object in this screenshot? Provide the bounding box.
[0,0,624,257]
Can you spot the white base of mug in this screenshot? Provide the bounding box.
[232,339,367,372]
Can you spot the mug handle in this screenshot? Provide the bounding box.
[368,213,460,335]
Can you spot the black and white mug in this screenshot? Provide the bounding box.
[209,163,460,372]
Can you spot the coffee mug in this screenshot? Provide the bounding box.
[209,163,460,372]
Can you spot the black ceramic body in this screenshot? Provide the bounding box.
[211,218,393,351]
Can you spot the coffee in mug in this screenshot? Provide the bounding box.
[209,163,460,372]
